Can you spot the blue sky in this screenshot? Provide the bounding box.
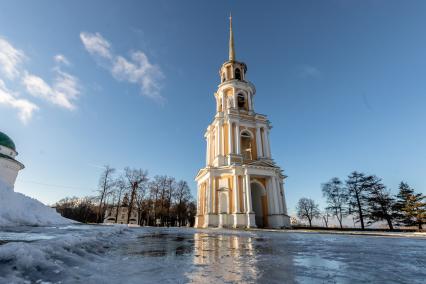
[1,1,425,214]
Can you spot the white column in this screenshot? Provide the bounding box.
[256,127,263,158]
[206,134,210,165]
[273,177,280,214]
[266,129,272,158]
[233,175,240,213]
[245,174,253,213]
[242,174,247,212]
[235,123,240,154]
[207,179,213,214]
[211,178,216,214]
[262,129,270,158]
[280,182,287,214]
[248,93,252,111]
[219,121,223,156]
[266,178,274,215]
[228,121,233,154]
[197,185,201,215]
[216,123,221,156]
[215,126,219,159]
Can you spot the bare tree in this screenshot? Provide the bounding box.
[55,196,98,223]
[322,177,348,228]
[296,197,320,227]
[135,177,148,226]
[96,165,116,223]
[321,210,331,228]
[346,171,373,230]
[149,176,162,225]
[173,180,192,226]
[124,167,149,224]
[166,177,176,226]
[113,176,127,223]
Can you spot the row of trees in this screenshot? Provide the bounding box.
[55,196,98,223]
[55,166,196,227]
[296,171,425,230]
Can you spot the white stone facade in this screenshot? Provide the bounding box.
[194,17,290,229]
[103,207,139,225]
[0,145,24,190]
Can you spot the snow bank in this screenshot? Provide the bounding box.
[0,180,72,226]
[0,225,129,283]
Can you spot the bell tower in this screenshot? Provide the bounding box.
[195,15,290,229]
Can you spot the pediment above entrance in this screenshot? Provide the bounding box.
[246,159,277,168]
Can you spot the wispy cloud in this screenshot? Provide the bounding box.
[22,69,80,110]
[54,54,70,66]
[0,38,25,80]
[0,37,81,123]
[0,79,38,124]
[80,32,164,103]
[299,65,321,78]
[80,32,112,59]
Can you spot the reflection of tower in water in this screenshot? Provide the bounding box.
[188,232,259,283]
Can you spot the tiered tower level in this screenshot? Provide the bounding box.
[195,16,290,228]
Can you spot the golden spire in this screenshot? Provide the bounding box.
[229,13,235,61]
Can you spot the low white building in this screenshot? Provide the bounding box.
[0,131,24,189]
[103,206,139,225]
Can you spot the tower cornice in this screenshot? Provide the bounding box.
[217,80,256,95]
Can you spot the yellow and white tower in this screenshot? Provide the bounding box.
[195,16,290,228]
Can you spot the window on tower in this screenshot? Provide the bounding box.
[241,131,253,160]
[235,68,241,80]
[237,93,245,109]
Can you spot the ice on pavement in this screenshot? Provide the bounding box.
[0,180,72,227]
[0,225,425,284]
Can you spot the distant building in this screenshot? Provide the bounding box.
[290,216,298,226]
[0,131,24,189]
[103,194,139,225]
[103,207,139,225]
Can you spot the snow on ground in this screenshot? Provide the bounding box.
[0,225,425,284]
[0,180,72,227]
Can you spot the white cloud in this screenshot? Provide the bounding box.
[80,32,164,102]
[112,52,164,100]
[22,69,80,110]
[80,32,112,59]
[0,36,81,122]
[54,54,70,66]
[0,37,25,80]
[0,79,38,124]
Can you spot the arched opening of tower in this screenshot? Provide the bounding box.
[241,131,253,160]
[250,182,267,228]
[237,93,245,109]
[235,68,241,80]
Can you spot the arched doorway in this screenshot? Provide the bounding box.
[250,182,266,227]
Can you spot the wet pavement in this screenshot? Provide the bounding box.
[0,225,425,283]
